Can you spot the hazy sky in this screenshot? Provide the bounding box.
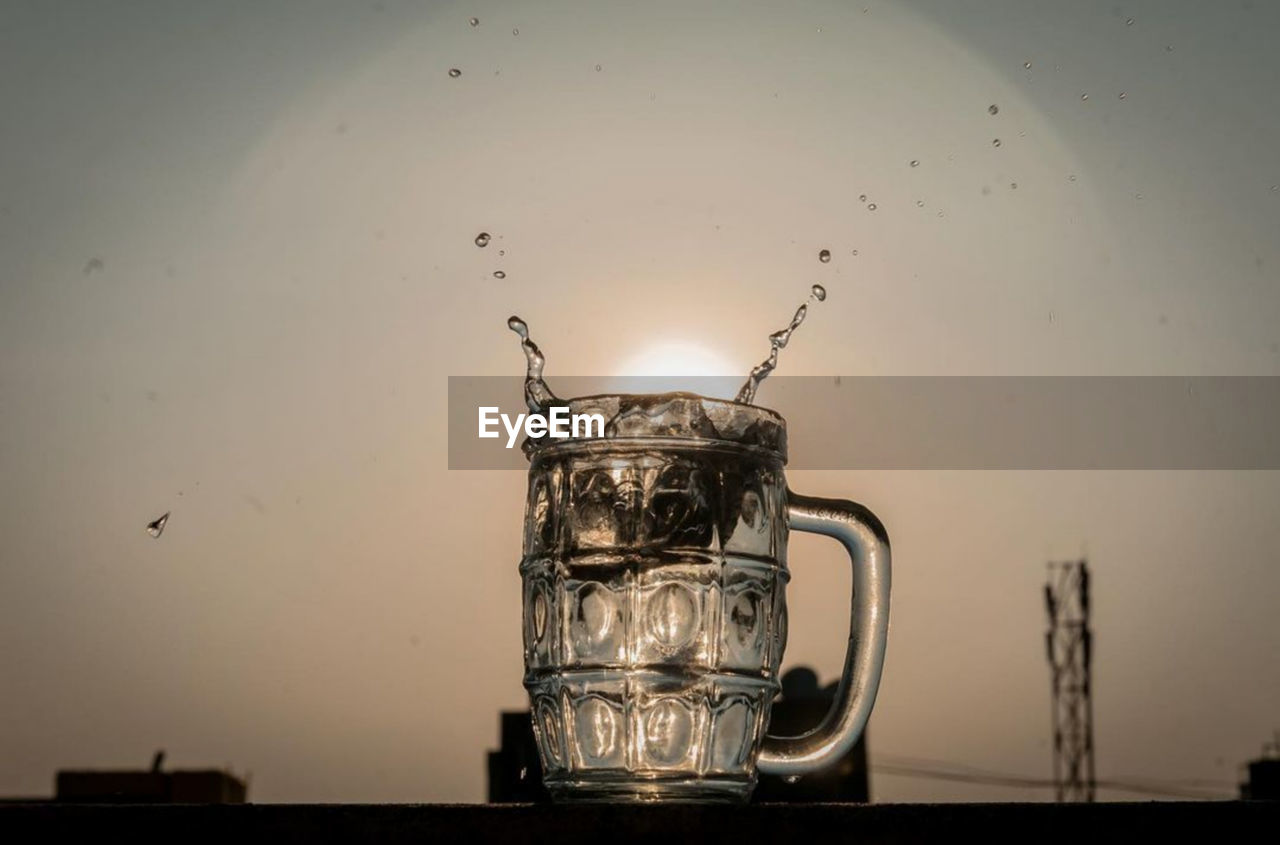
[2,0,1278,802]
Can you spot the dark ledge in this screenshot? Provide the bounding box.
[1,801,1274,844]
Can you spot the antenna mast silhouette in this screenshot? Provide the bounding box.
[1044,559,1095,802]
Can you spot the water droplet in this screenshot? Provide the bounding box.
[818,249,831,263]
[512,28,519,35]
[448,68,462,78]
[470,17,479,27]
[1165,44,1174,52]
[736,287,824,404]
[851,249,859,256]
[783,775,801,784]
[146,512,170,538]
[1135,192,1143,200]
[988,104,999,115]
[1126,17,1134,26]
[992,138,1002,147]
[1118,91,1127,99]
[1024,60,1032,69]
[937,211,944,217]
[916,200,924,207]
[493,270,506,279]
[1011,182,1018,189]
[867,203,877,210]
[595,64,602,72]
[909,159,919,167]
[519,767,528,780]
[498,249,506,257]
[858,194,867,203]
[508,316,560,413]
[474,232,490,248]
[1080,93,1088,101]
[1049,310,1055,323]
[1068,174,1077,182]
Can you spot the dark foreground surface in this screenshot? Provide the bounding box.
[1,801,1274,844]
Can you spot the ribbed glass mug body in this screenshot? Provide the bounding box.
[520,436,789,803]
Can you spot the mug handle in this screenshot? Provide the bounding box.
[756,490,892,777]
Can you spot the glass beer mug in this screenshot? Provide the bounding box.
[520,392,891,802]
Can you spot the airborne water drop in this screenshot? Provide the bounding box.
[508,316,560,413]
[818,249,831,263]
[735,286,825,404]
[146,511,171,538]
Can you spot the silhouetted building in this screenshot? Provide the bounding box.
[1241,758,1280,800]
[487,712,551,803]
[54,751,247,804]
[487,668,868,803]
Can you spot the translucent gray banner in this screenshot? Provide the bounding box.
[447,376,1280,470]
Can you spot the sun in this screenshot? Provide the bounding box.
[611,341,742,398]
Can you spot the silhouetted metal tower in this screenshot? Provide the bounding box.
[1044,559,1095,802]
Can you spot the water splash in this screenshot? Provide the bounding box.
[146,511,170,538]
[734,285,826,405]
[508,316,561,413]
